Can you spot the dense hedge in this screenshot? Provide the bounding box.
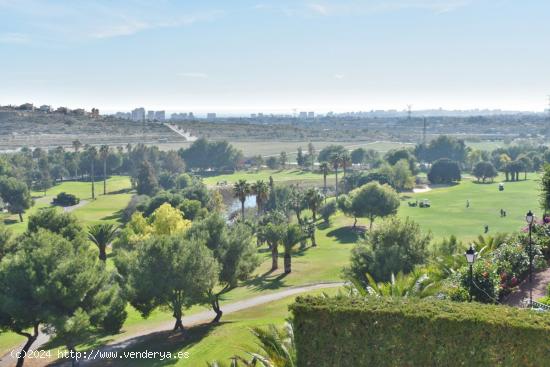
[290,296,550,367]
[52,192,80,206]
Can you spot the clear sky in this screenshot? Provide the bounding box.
[0,0,549,114]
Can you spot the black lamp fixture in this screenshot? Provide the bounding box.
[465,244,476,302]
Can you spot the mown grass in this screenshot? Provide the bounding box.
[398,174,540,242]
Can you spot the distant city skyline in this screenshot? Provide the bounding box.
[1,0,549,112]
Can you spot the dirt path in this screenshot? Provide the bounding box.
[503,268,550,307]
[0,282,343,367]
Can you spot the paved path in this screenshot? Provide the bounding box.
[503,268,550,307]
[63,200,88,213]
[0,282,343,367]
[163,123,198,142]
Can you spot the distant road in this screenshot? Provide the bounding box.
[163,123,198,142]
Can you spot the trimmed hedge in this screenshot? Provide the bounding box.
[52,192,80,207]
[290,296,550,367]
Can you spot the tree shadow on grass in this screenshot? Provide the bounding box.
[101,209,124,222]
[326,226,360,244]
[243,269,289,292]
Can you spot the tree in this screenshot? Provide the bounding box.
[279,151,287,168]
[27,208,83,241]
[296,147,305,167]
[136,160,159,195]
[88,223,119,261]
[473,161,498,183]
[288,187,305,225]
[320,201,337,225]
[353,270,439,299]
[233,179,251,220]
[251,180,270,215]
[0,229,126,367]
[266,156,280,169]
[72,140,82,178]
[340,182,400,230]
[88,146,98,199]
[347,217,431,282]
[304,188,323,221]
[319,162,330,195]
[123,235,218,331]
[416,135,467,163]
[307,142,316,169]
[427,158,461,184]
[180,138,242,171]
[391,159,415,191]
[351,148,367,164]
[261,222,286,271]
[318,145,346,163]
[281,224,304,274]
[540,164,550,212]
[99,144,109,195]
[0,176,32,222]
[341,152,352,181]
[186,215,260,322]
[330,152,342,198]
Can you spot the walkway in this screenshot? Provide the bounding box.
[503,268,550,307]
[0,282,343,367]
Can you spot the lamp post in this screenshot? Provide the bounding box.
[465,244,477,302]
[526,210,534,307]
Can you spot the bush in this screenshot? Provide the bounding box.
[290,296,550,367]
[346,217,430,283]
[456,260,499,303]
[319,201,337,225]
[52,192,80,207]
[427,158,461,184]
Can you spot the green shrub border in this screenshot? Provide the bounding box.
[290,296,550,367]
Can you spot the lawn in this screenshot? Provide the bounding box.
[398,175,540,241]
[0,176,132,233]
[201,169,336,186]
[92,287,342,367]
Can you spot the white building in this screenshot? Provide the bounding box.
[154,111,165,122]
[299,111,307,119]
[131,107,145,122]
[206,113,216,120]
[39,105,51,112]
[147,110,155,121]
[307,111,315,119]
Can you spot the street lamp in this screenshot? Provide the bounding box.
[526,210,534,306]
[465,244,477,302]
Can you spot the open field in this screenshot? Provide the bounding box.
[202,169,336,187]
[398,175,540,241]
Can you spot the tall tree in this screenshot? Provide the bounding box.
[136,160,159,196]
[330,153,343,198]
[304,188,323,221]
[72,140,82,179]
[279,151,287,168]
[282,224,305,274]
[99,144,109,195]
[88,146,98,199]
[251,180,269,215]
[233,179,251,220]
[319,162,330,196]
[88,223,118,261]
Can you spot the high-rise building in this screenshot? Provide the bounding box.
[155,111,165,122]
[131,107,145,122]
[147,110,155,121]
[206,113,216,120]
[299,111,307,119]
[307,111,315,119]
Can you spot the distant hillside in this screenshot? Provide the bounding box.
[0,109,184,150]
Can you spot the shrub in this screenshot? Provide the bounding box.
[427,158,461,184]
[319,201,337,225]
[456,260,499,303]
[290,296,550,367]
[346,217,430,283]
[52,192,80,207]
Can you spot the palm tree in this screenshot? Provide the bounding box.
[210,323,296,367]
[288,187,304,225]
[72,140,82,179]
[233,179,251,220]
[99,144,109,195]
[319,162,330,196]
[262,223,285,271]
[304,188,323,221]
[330,153,342,198]
[87,223,118,261]
[341,152,351,179]
[88,146,98,199]
[251,180,270,215]
[282,224,304,274]
[351,270,440,299]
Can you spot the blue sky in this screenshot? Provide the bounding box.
[0,0,549,115]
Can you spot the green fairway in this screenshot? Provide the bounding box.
[98,287,342,367]
[399,176,540,241]
[1,176,132,233]
[202,169,335,186]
